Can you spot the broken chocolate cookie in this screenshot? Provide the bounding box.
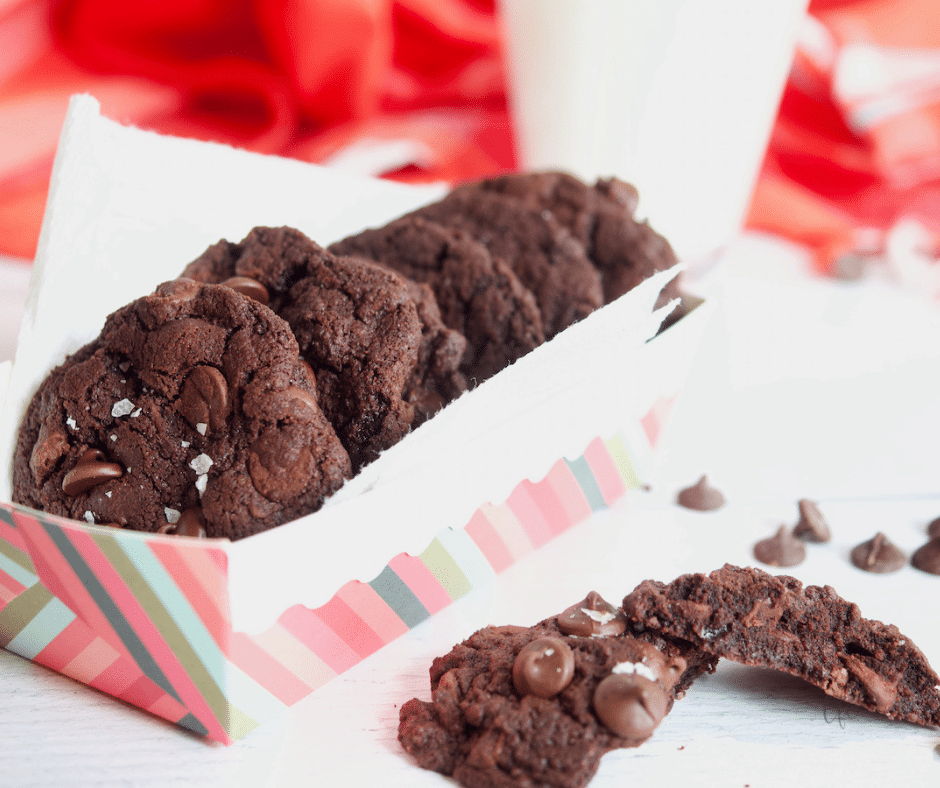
[398,592,707,788]
[622,564,940,727]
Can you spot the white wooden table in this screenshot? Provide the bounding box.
[2,237,939,787]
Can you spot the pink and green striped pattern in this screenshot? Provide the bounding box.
[0,413,669,744]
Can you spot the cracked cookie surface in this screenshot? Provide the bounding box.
[409,188,604,339]
[455,171,680,308]
[330,215,544,384]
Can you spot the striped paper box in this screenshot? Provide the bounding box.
[0,95,711,743]
[0,402,684,744]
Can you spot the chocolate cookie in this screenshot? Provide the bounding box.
[410,188,604,338]
[184,226,459,467]
[12,279,351,540]
[399,277,468,423]
[454,171,680,307]
[330,216,545,383]
[398,592,709,788]
[622,564,940,727]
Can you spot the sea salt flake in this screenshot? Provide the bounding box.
[110,434,117,442]
[196,423,207,436]
[582,608,616,625]
[131,408,142,418]
[190,454,213,475]
[66,416,77,430]
[83,511,95,524]
[196,474,208,496]
[105,491,112,498]
[181,441,190,448]
[111,398,135,417]
[164,507,181,523]
[612,661,658,682]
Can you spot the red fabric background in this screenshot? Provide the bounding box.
[0,0,513,260]
[3,0,940,278]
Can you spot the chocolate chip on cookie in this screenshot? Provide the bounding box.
[398,591,711,788]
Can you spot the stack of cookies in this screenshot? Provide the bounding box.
[12,171,679,541]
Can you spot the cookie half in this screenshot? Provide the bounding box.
[622,564,940,727]
[399,593,709,788]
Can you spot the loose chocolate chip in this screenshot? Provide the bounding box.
[221,276,270,306]
[793,498,831,542]
[593,673,668,739]
[927,517,940,540]
[178,365,230,432]
[754,525,806,568]
[676,475,725,511]
[62,449,124,496]
[851,532,906,574]
[512,637,575,699]
[911,537,940,575]
[557,591,626,637]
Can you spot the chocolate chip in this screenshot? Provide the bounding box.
[593,673,668,739]
[911,537,940,575]
[793,498,831,542]
[557,591,626,637]
[221,276,270,306]
[175,507,207,538]
[512,637,575,699]
[158,278,201,302]
[178,365,230,432]
[676,475,725,511]
[851,532,906,574]
[62,449,124,496]
[927,517,940,540]
[156,507,207,538]
[29,424,70,484]
[284,385,320,414]
[754,525,806,568]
